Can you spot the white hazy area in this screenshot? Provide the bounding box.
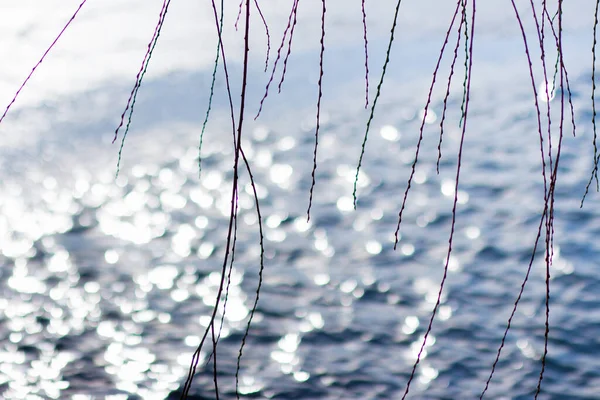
[0,0,592,112]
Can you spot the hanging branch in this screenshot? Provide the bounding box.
[210,319,220,399]
[234,0,244,30]
[458,0,470,129]
[480,2,548,396]
[278,0,301,92]
[306,0,327,221]
[401,1,476,398]
[541,4,576,274]
[481,2,573,396]
[479,197,548,398]
[115,0,171,177]
[0,0,89,126]
[535,1,564,396]
[594,0,600,185]
[235,154,265,399]
[353,0,406,208]
[437,0,468,173]
[5,2,594,399]
[393,0,466,249]
[255,0,272,72]
[182,0,266,398]
[528,0,553,201]
[362,0,370,108]
[581,0,600,205]
[199,0,226,177]
[255,0,300,119]
[539,6,576,144]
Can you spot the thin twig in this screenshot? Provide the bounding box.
[0,0,89,126]
[115,0,171,177]
[402,1,476,398]
[353,0,407,208]
[255,0,300,119]
[394,0,465,249]
[306,0,327,221]
[362,0,370,108]
[199,0,225,177]
[278,0,301,92]
[437,0,468,173]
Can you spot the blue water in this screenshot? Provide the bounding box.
[0,1,599,399]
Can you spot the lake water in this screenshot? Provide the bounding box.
[1,1,599,399]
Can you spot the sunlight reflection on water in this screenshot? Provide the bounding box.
[0,1,598,399]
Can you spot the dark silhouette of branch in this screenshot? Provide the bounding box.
[115,0,171,177]
[362,0,370,108]
[255,0,272,72]
[581,0,600,205]
[306,0,327,221]
[255,0,300,119]
[402,1,476,398]
[198,0,225,177]
[278,0,301,92]
[353,0,406,208]
[0,0,88,126]
[437,0,468,173]
[394,0,466,249]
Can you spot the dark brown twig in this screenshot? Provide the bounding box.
[394,0,465,249]
[402,1,476,398]
[0,0,89,126]
[306,0,327,221]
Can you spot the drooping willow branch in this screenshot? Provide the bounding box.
[255,0,272,72]
[278,0,301,93]
[592,0,600,187]
[114,0,171,177]
[458,0,470,129]
[0,0,88,126]
[198,0,225,178]
[0,2,598,400]
[393,0,468,250]
[236,0,271,71]
[306,0,327,221]
[481,2,572,397]
[181,1,265,398]
[352,0,406,208]
[581,0,600,205]
[536,2,565,396]
[255,0,300,119]
[362,0,370,108]
[181,1,238,395]
[402,0,476,398]
[436,0,468,174]
[528,0,553,201]
[480,1,551,395]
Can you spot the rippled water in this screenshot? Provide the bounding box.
[1,1,600,399]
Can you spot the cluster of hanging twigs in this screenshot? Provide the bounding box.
[1,0,599,399]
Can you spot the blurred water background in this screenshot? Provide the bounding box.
[0,1,599,399]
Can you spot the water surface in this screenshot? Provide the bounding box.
[0,1,599,399]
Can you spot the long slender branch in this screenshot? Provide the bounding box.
[0,0,89,126]
[402,0,476,398]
